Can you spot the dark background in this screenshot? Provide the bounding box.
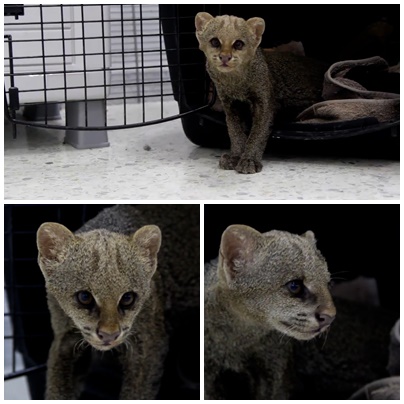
[204,204,399,313]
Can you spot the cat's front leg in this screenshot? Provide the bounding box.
[219,153,241,171]
[220,101,248,170]
[236,99,273,174]
[119,352,165,399]
[204,363,233,400]
[119,332,168,399]
[45,335,81,399]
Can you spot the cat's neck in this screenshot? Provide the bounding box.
[205,280,273,344]
[204,261,292,359]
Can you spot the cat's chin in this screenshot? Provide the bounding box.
[215,64,237,73]
[88,340,123,351]
[292,330,322,341]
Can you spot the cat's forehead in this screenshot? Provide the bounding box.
[75,230,131,258]
[215,15,246,29]
[70,231,141,278]
[259,230,329,278]
[262,229,308,246]
[206,15,250,38]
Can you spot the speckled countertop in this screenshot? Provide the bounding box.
[4,102,400,200]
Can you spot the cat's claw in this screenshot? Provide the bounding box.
[235,158,263,174]
[219,154,240,170]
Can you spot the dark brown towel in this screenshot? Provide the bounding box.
[298,56,399,123]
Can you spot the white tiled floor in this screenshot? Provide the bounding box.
[4,101,399,200]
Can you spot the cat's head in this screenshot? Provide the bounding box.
[37,222,161,351]
[195,12,265,73]
[218,225,336,341]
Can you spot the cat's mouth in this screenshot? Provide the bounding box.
[83,336,125,351]
[279,321,330,341]
[81,327,131,351]
[217,62,234,70]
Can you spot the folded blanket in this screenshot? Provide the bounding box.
[298,56,400,124]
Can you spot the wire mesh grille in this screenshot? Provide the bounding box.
[4,4,213,132]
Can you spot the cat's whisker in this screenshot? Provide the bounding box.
[124,333,136,355]
[73,338,89,355]
[330,276,348,281]
[73,339,81,355]
[320,327,330,350]
[279,323,299,345]
[124,338,134,355]
[127,331,140,346]
[330,271,351,276]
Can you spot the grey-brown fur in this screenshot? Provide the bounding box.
[195,13,327,174]
[204,225,335,399]
[205,224,398,399]
[37,205,199,399]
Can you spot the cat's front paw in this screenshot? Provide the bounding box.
[219,153,240,170]
[235,158,263,174]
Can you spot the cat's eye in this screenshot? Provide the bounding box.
[233,40,244,50]
[119,292,137,309]
[76,291,94,307]
[286,280,304,296]
[210,37,220,48]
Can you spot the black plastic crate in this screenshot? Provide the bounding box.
[160,4,400,158]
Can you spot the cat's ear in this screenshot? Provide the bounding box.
[132,225,161,274]
[302,230,316,244]
[195,12,214,33]
[37,223,75,269]
[220,225,261,283]
[246,17,265,46]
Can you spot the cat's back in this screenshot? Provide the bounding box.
[263,50,328,115]
[76,205,143,235]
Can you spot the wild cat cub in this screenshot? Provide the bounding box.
[195,13,326,174]
[37,204,200,400]
[204,225,336,399]
[37,221,166,399]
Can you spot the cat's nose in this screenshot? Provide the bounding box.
[316,312,335,328]
[219,54,232,64]
[97,329,121,344]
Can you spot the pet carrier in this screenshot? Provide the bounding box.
[4,205,200,399]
